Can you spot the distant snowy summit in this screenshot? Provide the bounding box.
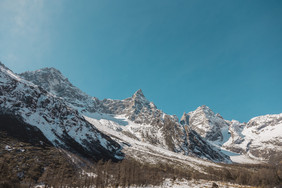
[224,113,282,160]
[181,105,282,161]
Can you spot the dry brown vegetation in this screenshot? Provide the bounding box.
[1,147,281,188]
[1,127,282,187]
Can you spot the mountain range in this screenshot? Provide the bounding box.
[1,62,282,165]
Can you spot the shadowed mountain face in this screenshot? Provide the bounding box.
[0,63,124,162]
[0,114,53,147]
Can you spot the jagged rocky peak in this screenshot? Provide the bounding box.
[186,105,230,142]
[131,89,147,103]
[133,89,145,99]
[19,67,70,94]
[216,113,224,119]
[121,89,162,123]
[19,67,98,113]
[188,105,228,127]
[39,67,63,74]
[193,105,224,120]
[26,67,63,78]
[130,89,157,108]
[193,105,215,117]
[181,105,213,127]
[180,112,189,125]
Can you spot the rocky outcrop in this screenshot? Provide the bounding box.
[183,126,230,163]
[181,105,230,145]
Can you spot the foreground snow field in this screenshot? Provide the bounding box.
[84,115,221,173]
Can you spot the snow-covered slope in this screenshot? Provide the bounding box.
[84,114,228,170]
[0,63,123,161]
[19,68,99,113]
[223,114,282,160]
[21,67,231,163]
[83,113,231,163]
[182,105,282,162]
[20,65,281,163]
[97,89,176,125]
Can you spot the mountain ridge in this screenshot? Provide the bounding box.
[1,63,124,162]
[20,66,231,163]
[18,65,282,163]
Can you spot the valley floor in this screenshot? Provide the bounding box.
[33,179,254,188]
[133,179,254,188]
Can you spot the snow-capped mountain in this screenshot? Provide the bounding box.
[20,67,231,163]
[17,65,282,163]
[182,105,282,161]
[180,105,230,146]
[20,68,173,126]
[223,114,282,160]
[97,89,170,125]
[19,67,99,113]
[0,63,123,162]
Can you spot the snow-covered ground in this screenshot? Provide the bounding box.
[85,114,222,174]
[230,155,262,164]
[33,178,252,188]
[85,112,267,168]
[217,148,262,164]
[151,179,253,188]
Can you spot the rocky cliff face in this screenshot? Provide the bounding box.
[98,89,170,125]
[181,105,230,145]
[0,63,123,162]
[183,126,231,162]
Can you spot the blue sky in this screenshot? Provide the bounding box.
[0,0,282,122]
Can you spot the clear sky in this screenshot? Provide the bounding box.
[0,0,282,122]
